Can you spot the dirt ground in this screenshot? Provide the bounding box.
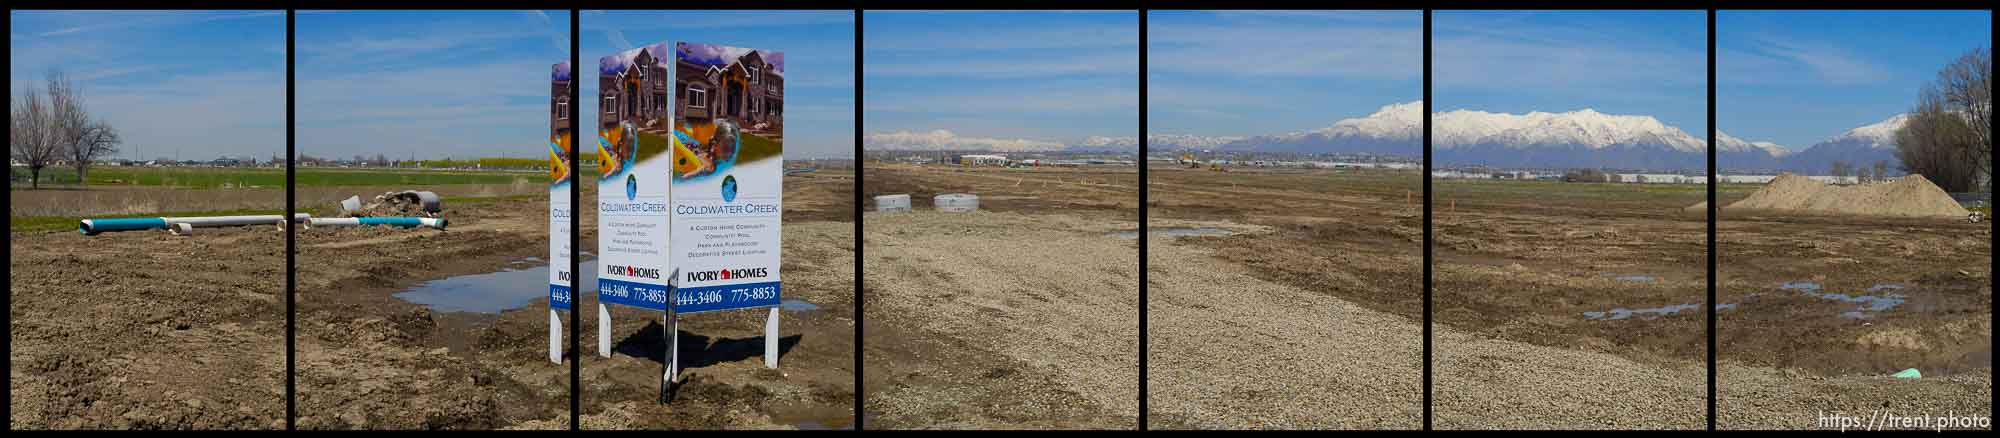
[1431,179,1708,429]
[860,163,1140,430]
[1144,166,1423,429]
[10,169,856,430]
[1716,195,1991,429]
[578,170,857,430]
[11,222,287,429]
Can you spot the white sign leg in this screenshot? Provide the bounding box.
[548,309,562,364]
[665,310,680,384]
[765,306,780,369]
[597,302,612,358]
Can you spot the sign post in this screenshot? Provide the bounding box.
[548,61,575,365]
[595,41,785,397]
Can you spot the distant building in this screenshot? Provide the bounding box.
[956,154,1008,166]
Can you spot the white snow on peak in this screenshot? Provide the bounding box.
[1432,108,1705,152]
[1830,113,1908,148]
[1717,130,1792,157]
[1079,136,1139,148]
[1306,100,1423,140]
[1147,133,1243,149]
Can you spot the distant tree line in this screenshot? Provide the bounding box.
[1896,47,1992,192]
[10,71,121,188]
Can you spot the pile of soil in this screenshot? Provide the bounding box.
[1723,173,1970,218]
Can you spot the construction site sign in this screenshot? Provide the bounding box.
[594,42,677,312]
[549,60,574,364]
[666,41,784,314]
[550,60,575,313]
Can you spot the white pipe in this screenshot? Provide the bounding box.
[160,214,309,228]
[304,217,448,229]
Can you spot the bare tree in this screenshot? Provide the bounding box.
[67,119,120,182]
[1874,160,1890,181]
[1896,47,1992,192]
[11,75,65,188]
[1831,160,1850,181]
[12,72,122,186]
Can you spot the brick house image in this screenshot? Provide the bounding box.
[551,66,571,140]
[675,47,783,140]
[600,46,671,133]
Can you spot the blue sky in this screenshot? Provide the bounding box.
[863,11,1137,150]
[1720,10,1992,149]
[10,11,285,162]
[1149,10,1420,137]
[1434,11,1708,135]
[297,10,569,161]
[582,10,854,159]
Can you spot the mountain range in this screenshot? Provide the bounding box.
[1150,100,1909,173]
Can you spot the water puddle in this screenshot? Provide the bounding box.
[1780,281,1821,292]
[1109,226,1235,238]
[1600,273,1657,282]
[397,258,809,315]
[396,258,598,314]
[1782,281,1909,319]
[1584,303,1735,321]
[780,298,820,312]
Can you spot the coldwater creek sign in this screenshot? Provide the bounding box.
[593,41,786,380]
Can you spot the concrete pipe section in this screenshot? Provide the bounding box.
[875,194,912,213]
[934,193,980,212]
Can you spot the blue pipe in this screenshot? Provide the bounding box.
[356,217,448,229]
[79,217,168,235]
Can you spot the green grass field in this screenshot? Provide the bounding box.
[13,166,532,188]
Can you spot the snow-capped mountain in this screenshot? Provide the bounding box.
[1147,133,1243,150]
[1717,130,1791,172]
[1211,101,1422,156]
[1432,108,1706,171]
[862,130,1066,152]
[1777,114,1906,174]
[1074,136,1140,152]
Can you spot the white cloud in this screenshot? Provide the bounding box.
[605,28,633,51]
[87,70,285,160]
[862,13,1136,52]
[1147,16,1420,79]
[1721,36,1889,85]
[864,49,1133,78]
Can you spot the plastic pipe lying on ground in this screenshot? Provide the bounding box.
[305,217,448,230]
[79,214,310,235]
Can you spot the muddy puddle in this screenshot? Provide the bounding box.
[1778,281,1911,319]
[395,258,598,314]
[396,257,818,315]
[1109,226,1234,238]
[1600,273,1658,282]
[1583,303,1736,321]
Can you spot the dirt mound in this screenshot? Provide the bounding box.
[1724,173,1970,218]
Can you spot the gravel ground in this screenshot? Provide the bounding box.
[1146,238,1422,429]
[863,210,1139,429]
[1433,329,1706,429]
[1718,363,1992,430]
